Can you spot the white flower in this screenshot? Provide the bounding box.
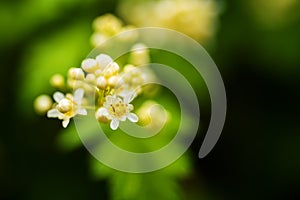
[47,88,87,128]
[95,93,138,130]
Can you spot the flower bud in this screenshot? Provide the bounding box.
[104,62,120,78]
[96,54,114,70]
[108,76,120,87]
[81,58,98,73]
[34,95,53,114]
[68,68,85,80]
[85,73,96,84]
[50,74,65,88]
[96,76,107,89]
[57,99,72,113]
[93,14,123,35]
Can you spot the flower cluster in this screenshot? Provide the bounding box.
[34,48,155,130]
[118,0,220,43]
[91,14,137,47]
[34,11,162,131]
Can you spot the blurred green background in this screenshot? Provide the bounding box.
[1,0,300,199]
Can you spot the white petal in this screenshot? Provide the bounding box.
[62,118,70,128]
[53,92,64,103]
[98,107,109,116]
[77,108,87,115]
[110,119,119,130]
[119,116,126,121]
[124,92,136,104]
[127,104,134,111]
[103,102,110,108]
[47,109,60,118]
[96,54,113,69]
[127,113,138,122]
[73,88,84,105]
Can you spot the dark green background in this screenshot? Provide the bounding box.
[1,0,300,199]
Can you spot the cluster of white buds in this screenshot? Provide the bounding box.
[34,44,158,130]
[81,54,121,90]
[91,14,138,47]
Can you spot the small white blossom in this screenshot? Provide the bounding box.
[47,88,87,128]
[95,93,138,130]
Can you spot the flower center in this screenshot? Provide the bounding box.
[109,102,128,118]
[57,98,73,113]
